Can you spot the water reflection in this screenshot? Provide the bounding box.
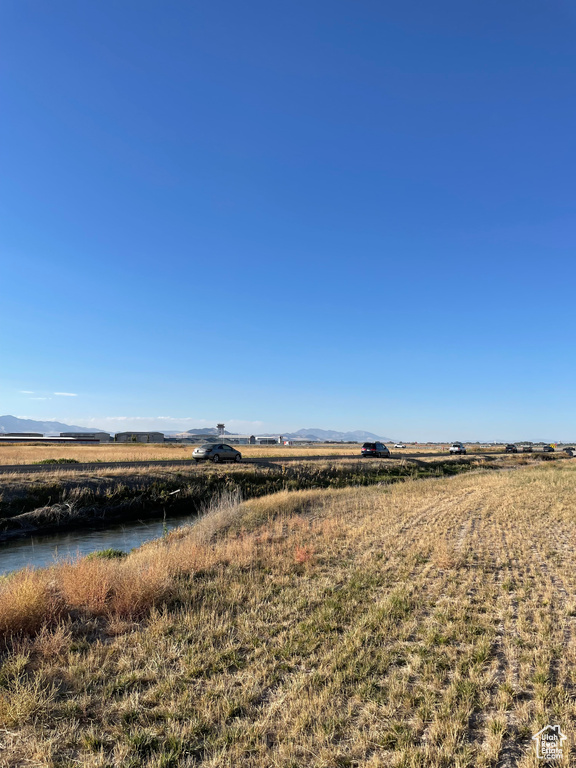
[0,513,197,575]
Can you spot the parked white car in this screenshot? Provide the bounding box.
[449,442,466,455]
[394,443,406,449]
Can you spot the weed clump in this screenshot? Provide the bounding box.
[86,548,126,560]
[0,570,62,644]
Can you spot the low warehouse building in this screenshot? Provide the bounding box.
[114,432,165,443]
[5,432,43,437]
[223,435,257,445]
[0,436,79,444]
[60,432,112,443]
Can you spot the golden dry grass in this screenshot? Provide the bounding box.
[1,462,576,765]
[0,441,476,465]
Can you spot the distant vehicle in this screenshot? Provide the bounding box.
[449,442,466,455]
[564,447,576,457]
[394,443,406,449]
[361,442,390,458]
[505,444,518,453]
[521,445,533,453]
[193,443,242,463]
[542,445,555,453]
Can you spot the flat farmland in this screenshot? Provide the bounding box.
[1,461,576,766]
[0,452,485,542]
[0,442,498,466]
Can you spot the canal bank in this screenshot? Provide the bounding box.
[0,458,486,547]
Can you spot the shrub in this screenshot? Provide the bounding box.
[294,545,314,564]
[87,548,126,560]
[0,570,61,644]
[106,559,172,618]
[57,558,116,615]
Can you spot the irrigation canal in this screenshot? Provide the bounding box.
[0,452,524,575]
[0,511,196,576]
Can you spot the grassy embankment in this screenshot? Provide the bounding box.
[1,460,576,766]
[0,456,483,541]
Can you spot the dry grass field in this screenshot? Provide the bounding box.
[0,455,488,542]
[0,442,487,466]
[1,461,575,766]
[0,455,473,498]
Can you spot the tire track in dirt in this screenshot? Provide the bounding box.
[408,487,488,757]
[478,499,576,766]
[528,530,576,696]
[329,483,483,760]
[360,486,479,566]
[468,512,523,767]
[253,490,477,760]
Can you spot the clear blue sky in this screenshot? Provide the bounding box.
[2,0,574,440]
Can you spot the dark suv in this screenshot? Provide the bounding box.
[505,444,518,453]
[361,442,390,458]
[542,445,555,453]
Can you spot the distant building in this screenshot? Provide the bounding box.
[221,435,256,445]
[0,436,78,444]
[114,432,164,443]
[5,432,43,437]
[255,435,284,445]
[60,432,112,443]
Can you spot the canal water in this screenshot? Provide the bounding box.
[0,512,198,576]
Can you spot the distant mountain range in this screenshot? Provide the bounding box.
[165,428,234,438]
[0,415,104,435]
[0,416,392,442]
[169,427,393,442]
[186,427,232,435]
[282,428,393,442]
